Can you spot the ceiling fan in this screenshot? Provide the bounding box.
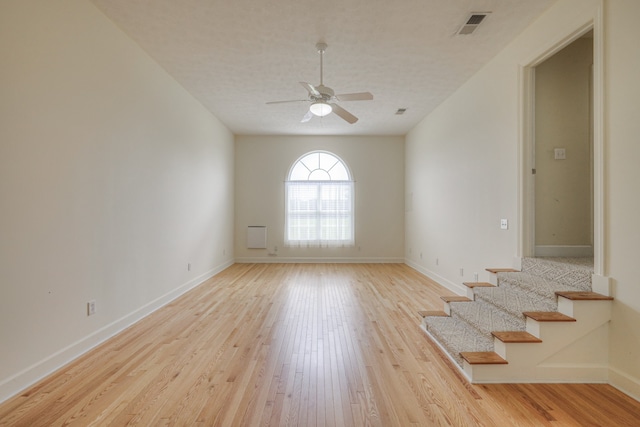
[266,42,373,124]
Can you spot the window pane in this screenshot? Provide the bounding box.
[319,152,339,173]
[290,162,310,180]
[300,152,319,172]
[328,162,349,180]
[285,152,354,247]
[308,169,331,181]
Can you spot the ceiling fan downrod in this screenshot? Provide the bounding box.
[316,42,327,86]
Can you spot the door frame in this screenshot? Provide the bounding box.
[518,3,605,276]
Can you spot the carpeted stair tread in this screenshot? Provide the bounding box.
[496,272,588,300]
[449,299,525,335]
[473,285,558,320]
[519,257,593,289]
[421,257,595,370]
[423,316,494,366]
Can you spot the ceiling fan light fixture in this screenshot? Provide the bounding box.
[309,101,332,117]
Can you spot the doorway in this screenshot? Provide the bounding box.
[520,23,604,275]
[533,33,594,258]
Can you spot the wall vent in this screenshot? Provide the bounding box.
[457,12,491,35]
[395,108,407,115]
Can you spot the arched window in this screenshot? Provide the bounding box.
[285,151,354,247]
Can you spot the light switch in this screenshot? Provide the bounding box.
[554,148,566,160]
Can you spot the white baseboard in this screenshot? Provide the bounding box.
[609,366,640,403]
[404,259,466,296]
[0,260,233,405]
[234,257,404,264]
[534,364,609,383]
[535,245,593,257]
[470,366,609,384]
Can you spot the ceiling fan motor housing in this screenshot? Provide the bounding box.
[314,84,334,101]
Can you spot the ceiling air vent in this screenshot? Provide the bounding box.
[457,12,491,35]
[395,108,407,115]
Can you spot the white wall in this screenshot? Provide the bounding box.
[0,0,234,402]
[406,0,640,398]
[235,135,404,262]
[604,0,640,400]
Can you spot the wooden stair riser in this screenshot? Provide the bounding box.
[527,300,612,338]
[462,282,494,299]
[440,296,471,315]
[492,332,542,360]
[493,339,553,362]
[525,320,594,354]
[492,324,609,368]
[463,361,537,382]
[485,268,518,286]
[557,297,613,320]
[464,352,609,383]
[488,273,498,286]
[466,299,612,382]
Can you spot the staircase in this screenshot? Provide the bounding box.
[420,257,613,383]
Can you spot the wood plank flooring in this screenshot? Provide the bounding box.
[1,263,639,426]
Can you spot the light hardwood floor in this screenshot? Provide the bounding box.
[1,264,638,426]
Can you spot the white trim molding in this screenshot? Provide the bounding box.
[535,245,594,257]
[235,257,404,264]
[404,260,467,296]
[609,367,640,403]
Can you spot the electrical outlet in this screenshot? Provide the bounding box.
[87,300,96,316]
[501,219,508,230]
[460,268,464,277]
[187,263,191,271]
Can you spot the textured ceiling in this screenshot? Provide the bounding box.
[90,0,556,136]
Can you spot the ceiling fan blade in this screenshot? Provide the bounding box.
[330,103,358,124]
[301,110,314,123]
[266,99,308,104]
[335,92,373,102]
[300,82,320,97]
